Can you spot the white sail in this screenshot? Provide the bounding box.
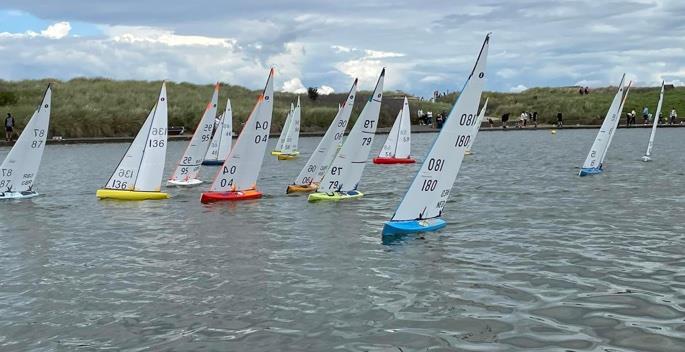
[317,69,385,193]
[644,82,665,158]
[0,85,52,194]
[293,79,357,185]
[282,97,301,154]
[170,84,218,181]
[600,81,631,166]
[465,98,488,154]
[209,69,274,192]
[391,34,489,221]
[104,82,168,191]
[378,97,411,158]
[275,104,293,152]
[580,75,626,171]
[205,98,233,162]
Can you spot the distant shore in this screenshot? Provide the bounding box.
[1,123,681,147]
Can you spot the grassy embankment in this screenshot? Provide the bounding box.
[0,78,680,138]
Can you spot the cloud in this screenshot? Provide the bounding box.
[40,21,71,39]
[363,49,404,59]
[509,84,528,93]
[318,85,334,95]
[281,78,307,94]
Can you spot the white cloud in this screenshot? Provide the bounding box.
[363,49,404,59]
[497,68,517,79]
[281,78,307,93]
[103,25,235,47]
[590,24,620,34]
[41,21,71,39]
[419,75,445,83]
[331,45,353,53]
[318,85,334,95]
[509,84,528,92]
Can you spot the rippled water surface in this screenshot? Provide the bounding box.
[1,128,685,351]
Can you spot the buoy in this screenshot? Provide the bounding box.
[551,129,557,134]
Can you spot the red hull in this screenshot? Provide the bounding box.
[373,157,416,164]
[201,190,263,203]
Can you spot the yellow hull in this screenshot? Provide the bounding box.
[286,183,318,194]
[307,191,364,202]
[277,154,298,160]
[272,150,299,157]
[96,189,169,200]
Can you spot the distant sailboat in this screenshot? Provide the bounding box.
[642,81,665,162]
[272,104,294,156]
[203,97,233,165]
[383,34,490,235]
[308,69,385,202]
[168,84,219,186]
[278,97,301,160]
[0,84,52,200]
[287,79,358,194]
[97,82,169,200]
[201,68,274,203]
[373,97,415,164]
[464,98,488,155]
[579,75,630,176]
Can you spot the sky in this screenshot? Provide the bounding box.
[0,0,684,96]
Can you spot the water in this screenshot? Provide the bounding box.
[1,128,685,351]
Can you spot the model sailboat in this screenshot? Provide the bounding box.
[373,97,414,164]
[272,104,294,156]
[287,79,358,194]
[201,68,274,203]
[464,98,488,155]
[579,75,630,176]
[642,81,665,162]
[308,69,385,202]
[278,97,301,160]
[203,98,233,165]
[0,84,52,200]
[168,84,219,186]
[97,82,169,200]
[383,34,490,235]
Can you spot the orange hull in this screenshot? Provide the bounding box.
[201,189,262,203]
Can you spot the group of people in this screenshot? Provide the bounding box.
[4,112,14,142]
[626,106,680,127]
[417,109,433,125]
[517,111,538,128]
[578,86,591,95]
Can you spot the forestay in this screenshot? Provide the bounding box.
[205,98,233,162]
[275,104,293,152]
[391,34,489,221]
[378,97,411,158]
[282,97,301,154]
[104,82,168,192]
[580,75,626,171]
[465,98,488,154]
[0,84,52,193]
[209,69,274,192]
[170,84,219,181]
[317,69,385,193]
[644,81,664,158]
[293,79,357,185]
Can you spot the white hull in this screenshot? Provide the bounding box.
[167,179,204,186]
[641,156,651,162]
[0,191,40,200]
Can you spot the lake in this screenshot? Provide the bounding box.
[1,128,684,351]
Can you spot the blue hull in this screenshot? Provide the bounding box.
[579,167,602,177]
[202,160,225,166]
[382,218,447,236]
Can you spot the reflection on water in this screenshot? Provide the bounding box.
[1,128,684,351]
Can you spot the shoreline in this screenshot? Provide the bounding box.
[1,123,682,146]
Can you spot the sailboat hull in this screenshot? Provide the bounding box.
[200,189,262,203]
[307,190,364,202]
[578,167,603,177]
[0,191,40,200]
[201,160,224,166]
[373,157,416,164]
[96,189,169,200]
[382,218,447,235]
[272,151,299,157]
[641,156,652,162]
[286,183,318,194]
[167,179,203,186]
[277,153,298,160]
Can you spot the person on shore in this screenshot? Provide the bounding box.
[557,112,563,128]
[670,108,677,125]
[488,118,494,127]
[519,112,527,127]
[578,87,584,95]
[584,86,589,95]
[531,111,538,128]
[5,113,14,142]
[630,109,636,125]
[501,113,510,129]
[642,106,649,125]
[626,111,632,127]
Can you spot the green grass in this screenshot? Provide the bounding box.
[0,78,677,138]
